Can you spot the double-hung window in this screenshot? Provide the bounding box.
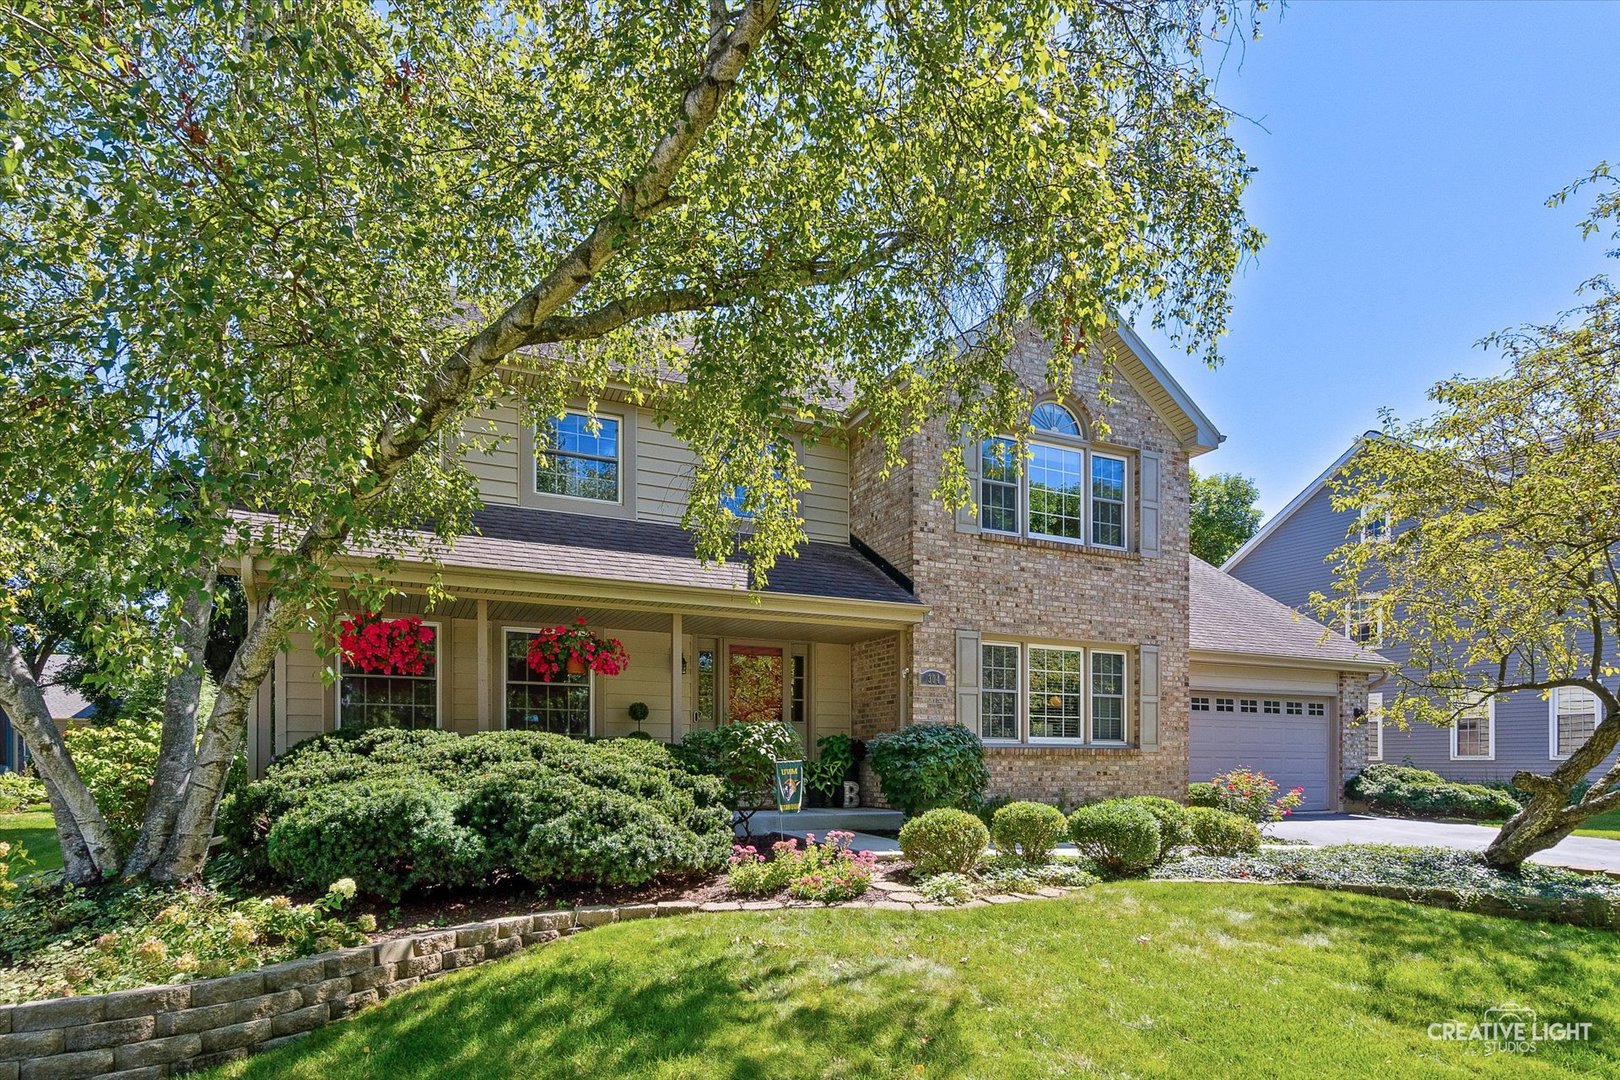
[977,402,1130,550]
[977,642,1129,746]
[339,622,440,731]
[1451,695,1493,760]
[1366,691,1384,761]
[504,629,591,737]
[1551,686,1598,760]
[535,410,621,502]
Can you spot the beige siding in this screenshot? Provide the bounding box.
[446,617,481,734]
[800,440,851,544]
[810,642,852,742]
[1188,660,1340,696]
[461,403,522,506]
[634,412,696,528]
[280,631,330,751]
[597,628,674,740]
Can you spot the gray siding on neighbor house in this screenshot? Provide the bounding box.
[1229,475,1620,786]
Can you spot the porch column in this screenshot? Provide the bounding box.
[476,599,491,731]
[670,613,685,743]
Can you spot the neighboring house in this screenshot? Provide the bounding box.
[1224,435,1620,786]
[238,321,1383,806]
[0,655,95,772]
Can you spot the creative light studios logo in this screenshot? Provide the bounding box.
[1429,1003,1594,1055]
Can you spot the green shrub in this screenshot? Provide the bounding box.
[62,720,163,849]
[227,729,731,899]
[1187,782,1218,808]
[867,724,989,816]
[1126,796,1194,855]
[1186,806,1262,856]
[917,872,976,906]
[989,801,1068,863]
[899,807,989,876]
[1346,763,1521,821]
[0,773,46,813]
[1198,768,1306,823]
[671,721,801,826]
[1068,800,1161,874]
[805,734,858,803]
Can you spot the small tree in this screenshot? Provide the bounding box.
[1189,470,1262,565]
[1320,162,1619,869]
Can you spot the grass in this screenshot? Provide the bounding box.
[0,809,62,875]
[1480,807,1620,841]
[207,881,1620,1079]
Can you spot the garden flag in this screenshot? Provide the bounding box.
[774,760,804,812]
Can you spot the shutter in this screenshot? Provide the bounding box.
[1138,644,1160,750]
[955,629,982,731]
[956,435,982,533]
[1138,450,1162,556]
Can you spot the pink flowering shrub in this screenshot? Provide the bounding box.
[726,831,876,902]
[1194,768,1305,824]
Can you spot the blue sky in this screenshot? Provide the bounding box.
[1135,0,1620,517]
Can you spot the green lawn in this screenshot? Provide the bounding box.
[1481,808,1620,840]
[209,881,1620,1079]
[0,809,62,875]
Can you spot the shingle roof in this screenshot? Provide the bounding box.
[1189,555,1388,670]
[37,656,95,720]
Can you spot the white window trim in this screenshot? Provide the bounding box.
[976,641,1131,748]
[977,401,1136,552]
[1366,691,1384,761]
[1088,649,1130,745]
[1549,686,1599,761]
[1089,451,1130,552]
[1347,593,1384,647]
[1359,507,1393,544]
[501,625,596,737]
[337,618,443,731]
[533,407,627,507]
[1449,696,1495,761]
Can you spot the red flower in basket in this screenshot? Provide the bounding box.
[339,613,435,675]
[525,617,629,680]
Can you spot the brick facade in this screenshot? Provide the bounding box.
[850,324,1193,803]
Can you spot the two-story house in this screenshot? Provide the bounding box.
[237,321,1383,809]
[1225,434,1619,787]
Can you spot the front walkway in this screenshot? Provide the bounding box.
[1270,813,1620,874]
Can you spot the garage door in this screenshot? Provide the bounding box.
[1188,694,1332,811]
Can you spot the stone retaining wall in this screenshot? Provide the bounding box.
[0,900,700,1080]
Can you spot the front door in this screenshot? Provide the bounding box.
[727,644,784,724]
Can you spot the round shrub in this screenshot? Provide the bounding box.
[1126,796,1194,856]
[230,729,731,898]
[990,801,1068,863]
[899,807,990,876]
[1185,807,1263,855]
[867,724,989,816]
[1346,763,1521,821]
[1186,782,1219,808]
[1068,800,1161,874]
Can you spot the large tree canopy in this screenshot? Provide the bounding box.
[1188,469,1261,565]
[1321,162,1618,869]
[1,0,1263,883]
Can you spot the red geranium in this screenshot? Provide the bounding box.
[339,613,435,675]
[525,617,629,680]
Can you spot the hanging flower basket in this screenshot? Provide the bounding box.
[526,618,629,681]
[339,613,435,675]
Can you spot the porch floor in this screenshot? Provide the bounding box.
[735,806,905,836]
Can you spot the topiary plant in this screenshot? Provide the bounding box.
[899,807,990,876]
[989,801,1068,864]
[1126,795,1194,857]
[866,723,989,816]
[1068,800,1161,874]
[628,701,650,734]
[1185,806,1262,856]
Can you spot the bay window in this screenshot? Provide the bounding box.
[977,641,1130,746]
[977,402,1131,550]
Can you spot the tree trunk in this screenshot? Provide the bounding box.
[1483,792,1582,868]
[0,640,122,882]
[122,572,215,878]
[1483,702,1620,868]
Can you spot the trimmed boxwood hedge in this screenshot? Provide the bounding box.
[1344,763,1521,821]
[220,728,732,899]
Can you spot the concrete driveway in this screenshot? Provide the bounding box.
[1269,813,1620,874]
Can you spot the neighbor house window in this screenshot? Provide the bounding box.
[1028,647,1084,740]
[504,629,591,736]
[1347,594,1382,646]
[1552,686,1598,760]
[1090,651,1127,743]
[1451,695,1493,760]
[976,402,1131,550]
[980,643,1021,740]
[535,410,621,502]
[339,622,440,730]
[978,641,1127,745]
[1366,691,1384,761]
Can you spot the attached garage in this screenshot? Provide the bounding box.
[1188,557,1389,812]
[1189,693,1334,811]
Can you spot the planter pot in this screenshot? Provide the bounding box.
[566,655,588,677]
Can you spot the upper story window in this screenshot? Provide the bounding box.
[536,411,620,503]
[978,401,1130,551]
[1347,594,1383,646]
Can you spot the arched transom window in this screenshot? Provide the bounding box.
[978,402,1130,549]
